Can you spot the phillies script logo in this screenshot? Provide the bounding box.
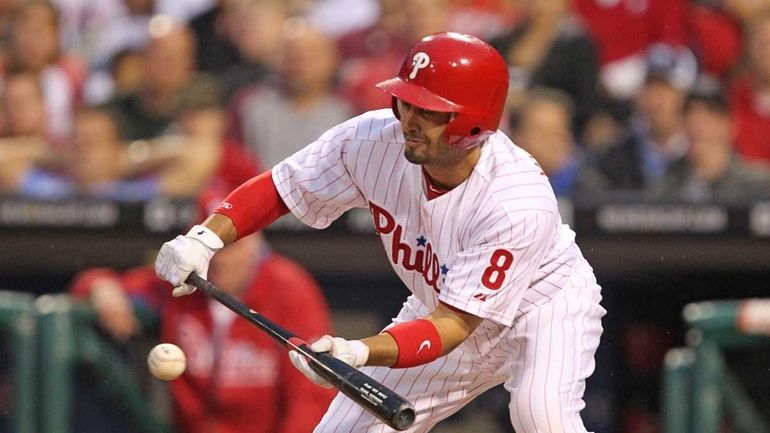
[369,201,441,293]
[409,52,430,79]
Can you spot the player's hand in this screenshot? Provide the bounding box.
[155,225,224,297]
[90,278,138,342]
[288,335,369,387]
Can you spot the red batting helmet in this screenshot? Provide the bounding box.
[376,32,509,149]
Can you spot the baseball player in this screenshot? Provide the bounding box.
[155,32,606,433]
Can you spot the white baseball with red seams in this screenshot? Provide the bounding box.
[272,109,605,433]
[147,343,187,381]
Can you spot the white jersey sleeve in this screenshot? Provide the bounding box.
[271,117,367,229]
[439,207,558,327]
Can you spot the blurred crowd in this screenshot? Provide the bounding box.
[0,0,768,203]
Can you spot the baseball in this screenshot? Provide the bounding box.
[147,343,187,380]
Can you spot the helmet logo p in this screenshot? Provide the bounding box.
[409,52,431,79]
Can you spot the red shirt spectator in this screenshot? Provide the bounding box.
[215,137,264,190]
[70,237,336,433]
[339,52,404,114]
[574,0,687,65]
[572,0,688,100]
[686,4,743,78]
[729,75,770,165]
[446,0,519,40]
[727,13,770,166]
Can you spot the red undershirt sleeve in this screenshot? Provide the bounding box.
[214,170,289,240]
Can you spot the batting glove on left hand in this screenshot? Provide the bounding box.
[155,225,224,297]
[288,335,369,388]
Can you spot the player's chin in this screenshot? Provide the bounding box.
[404,147,428,165]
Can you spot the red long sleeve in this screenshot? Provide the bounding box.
[214,170,289,240]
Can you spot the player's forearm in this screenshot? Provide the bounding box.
[201,213,238,244]
[362,304,482,367]
[361,333,399,366]
[425,314,478,354]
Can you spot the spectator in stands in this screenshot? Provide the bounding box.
[337,0,450,113]
[108,49,145,98]
[0,72,48,139]
[0,0,20,39]
[336,0,409,113]
[154,0,214,22]
[0,72,53,190]
[593,44,697,191]
[85,48,146,105]
[513,87,606,197]
[106,18,218,141]
[218,0,288,102]
[686,1,743,80]
[336,0,409,61]
[573,0,688,101]
[6,0,85,145]
[189,0,240,74]
[405,0,452,42]
[1,106,219,200]
[86,0,155,69]
[648,78,770,202]
[490,0,599,135]
[720,0,770,27]
[172,74,263,191]
[232,19,352,167]
[446,0,519,41]
[729,10,770,166]
[52,0,122,59]
[68,190,336,433]
[305,0,379,38]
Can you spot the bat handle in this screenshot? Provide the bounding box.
[187,273,210,294]
[185,273,417,431]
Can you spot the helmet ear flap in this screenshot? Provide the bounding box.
[444,114,492,149]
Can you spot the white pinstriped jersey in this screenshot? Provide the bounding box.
[272,109,586,331]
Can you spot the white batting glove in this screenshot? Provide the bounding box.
[288,335,369,388]
[155,225,224,297]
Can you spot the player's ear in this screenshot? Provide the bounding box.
[392,97,402,119]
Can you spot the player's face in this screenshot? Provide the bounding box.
[397,99,461,167]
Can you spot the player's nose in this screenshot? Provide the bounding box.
[400,107,420,133]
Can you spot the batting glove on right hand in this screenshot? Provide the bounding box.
[288,335,369,388]
[155,225,224,297]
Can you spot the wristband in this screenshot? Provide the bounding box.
[384,319,443,368]
[186,225,224,250]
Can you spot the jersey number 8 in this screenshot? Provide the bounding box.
[481,249,514,290]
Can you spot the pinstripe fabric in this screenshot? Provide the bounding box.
[272,110,605,432]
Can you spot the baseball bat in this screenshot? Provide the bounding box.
[185,273,416,431]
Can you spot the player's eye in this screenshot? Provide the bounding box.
[419,108,452,124]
